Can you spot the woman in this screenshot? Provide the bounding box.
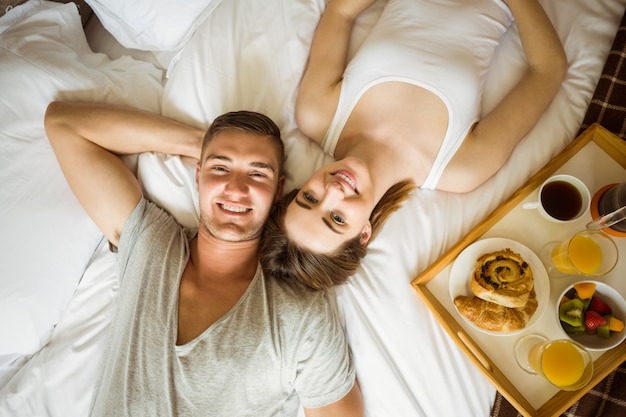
[261,0,567,290]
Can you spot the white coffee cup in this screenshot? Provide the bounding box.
[522,174,590,223]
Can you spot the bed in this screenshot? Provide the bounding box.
[0,0,624,416]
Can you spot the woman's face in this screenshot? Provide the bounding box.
[284,157,375,253]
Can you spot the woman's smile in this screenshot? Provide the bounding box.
[331,170,359,194]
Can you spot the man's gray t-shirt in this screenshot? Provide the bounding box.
[89,198,355,416]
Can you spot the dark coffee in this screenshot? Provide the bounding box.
[540,180,582,221]
[598,182,626,232]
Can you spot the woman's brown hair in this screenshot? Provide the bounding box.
[260,180,416,291]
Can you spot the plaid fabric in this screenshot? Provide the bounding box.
[492,7,626,417]
[490,361,626,417]
[578,9,626,140]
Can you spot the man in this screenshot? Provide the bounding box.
[44,101,363,416]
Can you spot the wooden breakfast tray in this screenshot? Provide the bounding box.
[411,124,626,417]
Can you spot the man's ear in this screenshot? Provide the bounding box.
[359,222,372,246]
[195,162,201,192]
[274,175,286,202]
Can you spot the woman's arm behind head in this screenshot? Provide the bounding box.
[438,0,567,193]
[296,1,377,143]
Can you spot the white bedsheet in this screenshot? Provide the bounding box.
[0,0,163,393]
[1,0,625,416]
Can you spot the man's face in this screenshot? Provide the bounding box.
[195,130,283,242]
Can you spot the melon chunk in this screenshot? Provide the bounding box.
[574,282,596,300]
[609,316,624,333]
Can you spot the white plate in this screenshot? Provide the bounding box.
[449,237,549,336]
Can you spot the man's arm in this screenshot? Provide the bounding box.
[304,382,364,417]
[44,101,204,246]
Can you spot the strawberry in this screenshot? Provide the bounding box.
[588,296,612,315]
[585,310,608,334]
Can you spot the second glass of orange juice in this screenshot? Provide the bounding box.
[542,230,618,277]
[515,334,593,391]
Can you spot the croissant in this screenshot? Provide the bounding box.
[470,248,534,309]
[454,289,538,332]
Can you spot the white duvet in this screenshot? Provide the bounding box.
[0,0,625,416]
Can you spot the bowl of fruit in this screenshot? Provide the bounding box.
[557,281,626,351]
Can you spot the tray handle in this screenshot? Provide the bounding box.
[413,282,536,415]
[457,330,492,372]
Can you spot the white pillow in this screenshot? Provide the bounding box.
[0,0,163,388]
[85,0,222,51]
[160,0,331,194]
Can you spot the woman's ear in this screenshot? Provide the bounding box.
[359,222,372,246]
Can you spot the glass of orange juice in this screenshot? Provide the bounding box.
[540,230,618,277]
[514,334,593,391]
